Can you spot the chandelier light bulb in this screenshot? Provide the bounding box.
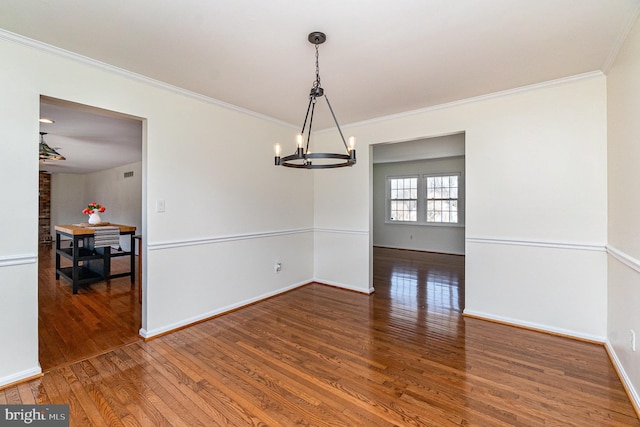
[273,32,356,169]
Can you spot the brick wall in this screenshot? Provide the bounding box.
[39,171,52,243]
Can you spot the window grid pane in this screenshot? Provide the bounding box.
[426,175,459,223]
[389,177,418,222]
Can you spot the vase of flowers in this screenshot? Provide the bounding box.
[83,202,106,225]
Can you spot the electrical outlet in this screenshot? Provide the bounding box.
[274,262,282,273]
[632,329,636,352]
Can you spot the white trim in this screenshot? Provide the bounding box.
[463,309,606,343]
[0,29,606,135]
[373,244,464,256]
[466,237,605,252]
[0,29,296,129]
[607,245,640,274]
[0,254,38,267]
[313,228,369,235]
[313,278,374,295]
[140,280,309,338]
[147,227,368,252]
[0,366,42,388]
[386,174,419,224]
[601,5,640,73]
[384,218,466,228]
[605,340,640,413]
[148,228,314,251]
[384,222,465,229]
[337,71,604,130]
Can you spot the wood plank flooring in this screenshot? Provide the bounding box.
[3,246,637,425]
[38,243,141,370]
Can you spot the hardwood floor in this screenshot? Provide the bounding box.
[38,243,141,371]
[3,246,637,425]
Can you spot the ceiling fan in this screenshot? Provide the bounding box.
[39,132,66,161]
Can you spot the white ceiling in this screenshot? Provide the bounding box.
[39,97,142,174]
[2,0,639,173]
[373,133,465,164]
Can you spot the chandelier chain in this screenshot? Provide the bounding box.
[273,32,356,169]
[314,43,321,89]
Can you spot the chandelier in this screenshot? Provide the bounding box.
[39,132,66,161]
[274,32,356,169]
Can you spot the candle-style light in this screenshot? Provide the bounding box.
[274,32,356,170]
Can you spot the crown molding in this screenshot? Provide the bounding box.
[0,28,297,129]
[0,28,607,134]
[601,5,640,73]
[337,71,605,131]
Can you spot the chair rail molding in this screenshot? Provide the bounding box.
[0,254,38,267]
[466,236,605,252]
[607,245,640,274]
[148,228,314,251]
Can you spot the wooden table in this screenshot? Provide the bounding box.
[55,223,136,294]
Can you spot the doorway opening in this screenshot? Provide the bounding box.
[38,96,144,371]
[371,133,466,317]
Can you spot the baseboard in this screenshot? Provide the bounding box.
[313,280,374,295]
[373,245,465,256]
[139,280,310,339]
[604,341,640,419]
[0,366,43,390]
[462,310,606,343]
[312,278,374,294]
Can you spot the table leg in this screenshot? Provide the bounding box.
[137,236,142,303]
[72,235,80,294]
[130,233,135,285]
[55,232,61,279]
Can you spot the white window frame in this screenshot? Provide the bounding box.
[425,173,460,225]
[385,172,464,227]
[387,175,419,223]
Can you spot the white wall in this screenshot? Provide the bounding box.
[606,14,640,409]
[0,28,618,392]
[51,162,143,252]
[85,162,142,252]
[313,158,371,292]
[314,74,608,340]
[0,34,313,386]
[50,173,86,236]
[372,133,465,164]
[373,157,465,254]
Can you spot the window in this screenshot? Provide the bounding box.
[389,177,418,222]
[385,172,463,226]
[426,174,459,223]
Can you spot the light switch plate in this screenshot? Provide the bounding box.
[156,199,166,213]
